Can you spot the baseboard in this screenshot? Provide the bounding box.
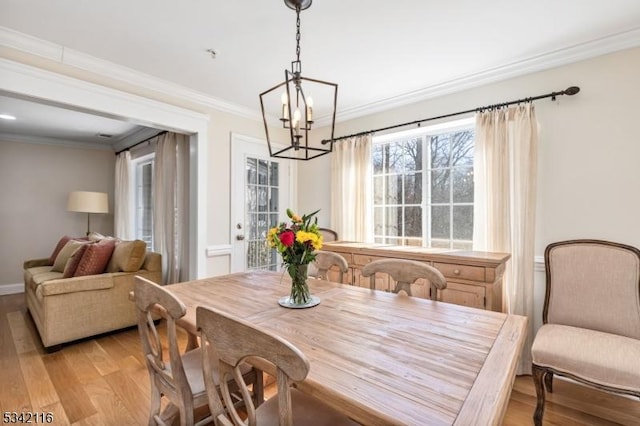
[0,283,25,295]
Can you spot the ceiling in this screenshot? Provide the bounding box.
[1,0,640,145]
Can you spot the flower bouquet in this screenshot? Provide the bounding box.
[267,208,323,306]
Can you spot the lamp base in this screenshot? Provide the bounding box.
[284,0,312,11]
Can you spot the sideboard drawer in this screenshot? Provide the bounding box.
[353,254,386,266]
[434,262,485,282]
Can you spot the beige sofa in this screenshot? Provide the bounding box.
[24,241,162,348]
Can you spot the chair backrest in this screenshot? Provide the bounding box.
[544,240,640,339]
[311,251,349,282]
[134,276,192,402]
[318,228,339,242]
[361,258,446,300]
[197,305,309,426]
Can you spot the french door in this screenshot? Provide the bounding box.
[230,134,292,272]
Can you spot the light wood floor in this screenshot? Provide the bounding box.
[1,293,638,425]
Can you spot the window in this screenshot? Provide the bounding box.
[133,154,154,249]
[372,119,474,249]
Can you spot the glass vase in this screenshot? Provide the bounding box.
[287,263,310,305]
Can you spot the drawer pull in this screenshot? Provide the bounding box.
[453,269,461,275]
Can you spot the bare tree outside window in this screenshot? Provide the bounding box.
[373,126,474,249]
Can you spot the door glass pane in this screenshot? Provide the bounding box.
[258,160,268,185]
[245,156,280,271]
[246,158,257,184]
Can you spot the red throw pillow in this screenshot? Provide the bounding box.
[74,239,116,277]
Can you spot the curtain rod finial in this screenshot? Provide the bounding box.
[564,86,580,96]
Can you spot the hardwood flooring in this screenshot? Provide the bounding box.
[1,293,638,425]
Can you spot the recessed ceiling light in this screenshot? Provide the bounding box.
[0,114,17,120]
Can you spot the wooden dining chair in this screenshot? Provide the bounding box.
[361,258,446,300]
[134,276,263,426]
[310,251,349,282]
[318,227,339,242]
[196,305,358,426]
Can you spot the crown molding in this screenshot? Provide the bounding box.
[2,25,640,125]
[335,27,640,123]
[0,132,114,151]
[62,48,261,121]
[0,26,260,121]
[0,26,61,61]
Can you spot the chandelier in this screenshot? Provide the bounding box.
[259,0,338,160]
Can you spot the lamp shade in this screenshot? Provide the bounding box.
[67,191,109,213]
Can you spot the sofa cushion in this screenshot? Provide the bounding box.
[25,266,55,290]
[52,240,89,273]
[32,271,64,286]
[74,240,116,277]
[532,324,640,393]
[62,243,91,278]
[106,240,147,272]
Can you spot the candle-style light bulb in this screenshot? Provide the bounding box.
[293,108,301,133]
[281,92,289,120]
[306,96,314,122]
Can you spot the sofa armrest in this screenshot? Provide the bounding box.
[39,274,114,297]
[24,258,52,269]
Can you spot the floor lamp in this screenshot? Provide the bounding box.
[67,191,109,235]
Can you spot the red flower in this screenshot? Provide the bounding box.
[279,230,295,247]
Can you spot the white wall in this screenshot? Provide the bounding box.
[299,47,640,332]
[0,139,114,287]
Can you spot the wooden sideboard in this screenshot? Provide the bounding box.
[320,241,510,312]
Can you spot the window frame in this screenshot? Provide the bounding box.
[372,117,475,249]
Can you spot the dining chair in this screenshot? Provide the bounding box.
[318,227,339,242]
[134,276,263,426]
[361,258,446,300]
[310,251,349,282]
[531,240,640,425]
[196,305,358,426]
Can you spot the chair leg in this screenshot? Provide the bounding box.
[544,371,553,393]
[148,382,162,426]
[253,369,265,406]
[532,364,547,426]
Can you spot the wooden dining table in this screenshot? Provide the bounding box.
[164,270,527,426]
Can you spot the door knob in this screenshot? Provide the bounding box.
[236,234,245,241]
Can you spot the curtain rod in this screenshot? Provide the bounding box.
[115,130,167,156]
[321,86,580,145]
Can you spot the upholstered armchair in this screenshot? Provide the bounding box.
[531,240,640,425]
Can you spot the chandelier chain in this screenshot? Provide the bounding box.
[295,6,301,64]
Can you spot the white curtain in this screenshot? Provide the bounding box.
[473,104,538,375]
[114,150,133,239]
[153,132,189,284]
[330,135,373,242]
